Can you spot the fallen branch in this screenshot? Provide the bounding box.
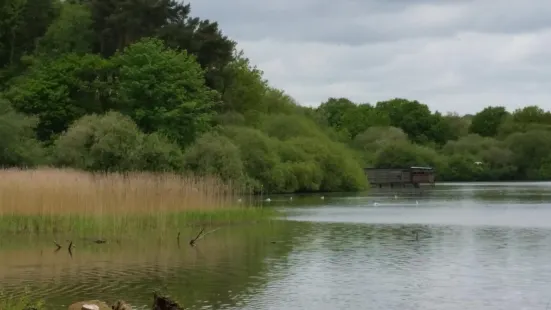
[68,240,74,257]
[195,228,221,242]
[189,227,222,247]
[189,227,205,246]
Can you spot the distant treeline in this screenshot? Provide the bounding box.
[0,0,549,194]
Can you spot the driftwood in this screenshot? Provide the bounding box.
[152,292,183,310]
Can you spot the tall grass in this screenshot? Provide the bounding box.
[0,168,274,235]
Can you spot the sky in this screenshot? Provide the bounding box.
[189,0,551,115]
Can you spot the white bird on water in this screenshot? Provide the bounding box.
[265,198,271,202]
[373,202,379,206]
[416,200,419,205]
[321,196,325,200]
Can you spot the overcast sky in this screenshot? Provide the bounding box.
[189,0,551,114]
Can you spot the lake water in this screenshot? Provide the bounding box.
[2,182,551,309]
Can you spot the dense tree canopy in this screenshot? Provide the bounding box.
[0,0,550,194]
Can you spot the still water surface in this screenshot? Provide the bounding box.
[2,182,551,309]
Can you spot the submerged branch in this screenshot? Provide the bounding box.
[53,240,62,250]
[189,227,222,247]
[68,240,74,257]
[189,227,205,246]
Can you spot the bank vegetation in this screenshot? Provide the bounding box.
[0,168,272,235]
[0,0,550,203]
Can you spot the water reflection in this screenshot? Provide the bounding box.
[235,222,551,310]
[0,223,298,309]
[2,182,551,310]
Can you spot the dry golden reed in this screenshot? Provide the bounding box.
[0,167,251,216]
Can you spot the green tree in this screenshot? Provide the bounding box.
[352,126,408,165]
[53,112,144,171]
[316,97,357,133]
[441,134,515,180]
[375,98,437,144]
[137,132,185,172]
[222,126,281,193]
[469,106,509,137]
[82,0,185,57]
[442,134,502,156]
[497,106,551,137]
[372,141,443,171]
[442,113,470,138]
[512,105,551,124]
[0,0,59,68]
[261,88,299,115]
[341,103,390,138]
[5,53,112,141]
[53,111,183,172]
[183,132,245,182]
[81,0,235,89]
[429,112,456,144]
[259,114,328,141]
[219,52,266,114]
[439,154,484,181]
[286,137,367,192]
[113,37,218,146]
[35,2,94,57]
[0,98,44,166]
[506,130,551,179]
[158,14,236,91]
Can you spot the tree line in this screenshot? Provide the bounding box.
[0,0,549,194]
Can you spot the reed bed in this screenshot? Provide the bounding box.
[0,168,274,235]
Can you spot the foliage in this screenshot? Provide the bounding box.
[469,106,509,137]
[112,37,218,147]
[183,132,245,182]
[4,52,112,141]
[505,130,551,180]
[35,2,94,57]
[0,98,45,167]
[372,141,444,171]
[53,111,183,172]
[0,0,550,193]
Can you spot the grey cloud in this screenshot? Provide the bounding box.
[236,29,551,113]
[186,0,551,114]
[190,0,551,45]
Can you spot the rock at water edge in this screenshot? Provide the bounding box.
[67,300,110,310]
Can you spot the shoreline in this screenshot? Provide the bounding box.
[0,208,281,236]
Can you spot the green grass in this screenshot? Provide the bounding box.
[0,207,283,236]
[0,289,45,310]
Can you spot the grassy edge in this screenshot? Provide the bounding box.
[0,207,284,236]
[0,288,46,310]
